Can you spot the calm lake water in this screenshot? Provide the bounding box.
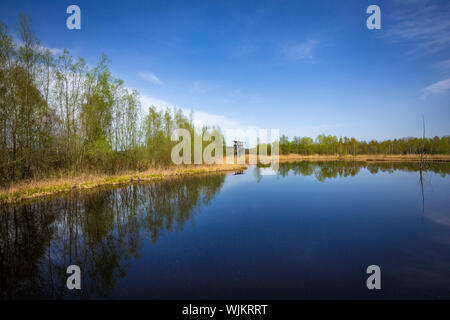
[1,161,450,299]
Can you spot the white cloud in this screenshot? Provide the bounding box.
[282,40,318,63]
[422,78,450,98]
[137,93,266,145]
[139,93,245,128]
[139,94,173,111]
[139,72,164,86]
[190,81,218,94]
[387,1,450,56]
[46,47,64,56]
[434,59,450,70]
[14,37,65,57]
[223,90,262,105]
[191,109,241,129]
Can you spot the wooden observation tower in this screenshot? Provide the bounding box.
[233,140,244,156]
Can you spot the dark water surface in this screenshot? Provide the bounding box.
[1,161,450,299]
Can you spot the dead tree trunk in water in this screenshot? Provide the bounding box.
[420,116,425,218]
[420,115,425,169]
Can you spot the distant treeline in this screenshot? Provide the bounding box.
[0,15,222,184]
[271,134,450,156]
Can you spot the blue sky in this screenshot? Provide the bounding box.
[1,0,449,140]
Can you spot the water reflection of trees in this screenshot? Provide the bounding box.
[0,174,225,299]
[264,161,450,182]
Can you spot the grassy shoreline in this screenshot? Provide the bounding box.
[2,154,449,204]
[276,154,450,162]
[0,164,247,204]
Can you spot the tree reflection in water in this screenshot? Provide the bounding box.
[0,174,225,299]
[260,161,450,182]
[2,162,449,299]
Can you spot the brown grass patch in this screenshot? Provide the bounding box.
[276,154,450,162]
[0,163,247,204]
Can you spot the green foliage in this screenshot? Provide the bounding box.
[270,134,450,156]
[0,15,226,184]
